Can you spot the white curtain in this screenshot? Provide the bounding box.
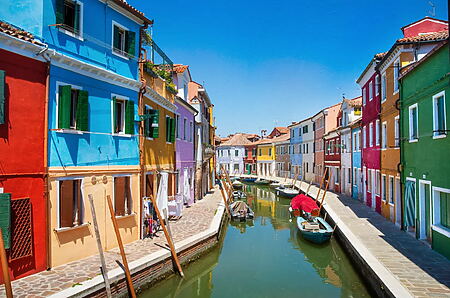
[183,168,193,206]
[156,172,169,216]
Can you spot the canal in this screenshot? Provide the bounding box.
[141,184,371,298]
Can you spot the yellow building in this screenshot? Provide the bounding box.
[256,139,275,177]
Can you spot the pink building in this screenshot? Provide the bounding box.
[356,53,384,213]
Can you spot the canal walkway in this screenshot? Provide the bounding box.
[0,187,223,298]
[253,175,450,297]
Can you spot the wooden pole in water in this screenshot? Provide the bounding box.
[319,170,333,213]
[305,178,314,196]
[315,167,329,201]
[291,173,299,190]
[0,229,12,298]
[219,180,231,216]
[88,195,112,298]
[106,195,136,297]
[147,194,185,278]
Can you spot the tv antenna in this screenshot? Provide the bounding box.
[428,1,436,17]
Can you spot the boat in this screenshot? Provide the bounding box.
[229,201,254,222]
[242,177,257,183]
[276,187,299,198]
[232,180,243,189]
[254,178,270,185]
[230,176,240,182]
[232,190,247,200]
[296,215,333,244]
[269,182,284,189]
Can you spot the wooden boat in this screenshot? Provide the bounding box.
[242,177,257,183]
[229,201,254,221]
[276,187,299,198]
[232,190,247,200]
[254,178,270,185]
[232,180,243,189]
[269,182,283,189]
[296,215,333,244]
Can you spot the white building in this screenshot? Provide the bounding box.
[216,134,252,175]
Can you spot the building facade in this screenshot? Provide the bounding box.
[324,129,341,193]
[216,134,252,175]
[273,134,290,178]
[400,40,449,259]
[256,139,275,177]
[351,119,363,200]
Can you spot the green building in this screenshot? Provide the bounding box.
[400,40,449,259]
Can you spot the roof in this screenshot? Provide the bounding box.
[349,118,362,128]
[274,127,289,134]
[111,0,152,24]
[401,17,448,30]
[220,134,253,146]
[400,39,448,79]
[173,64,189,73]
[344,96,362,108]
[356,52,386,84]
[288,116,313,128]
[271,133,290,144]
[397,30,448,43]
[0,21,43,45]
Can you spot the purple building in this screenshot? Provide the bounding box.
[173,65,197,206]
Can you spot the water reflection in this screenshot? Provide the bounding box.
[140,184,371,298]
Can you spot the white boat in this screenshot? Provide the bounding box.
[276,187,299,198]
[232,180,243,189]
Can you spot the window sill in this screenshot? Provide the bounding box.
[58,28,84,41]
[433,134,447,140]
[409,139,418,143]
[432,225,450,238]
[145,137,154,140]
[54,223,90,233]
[112,49,130,60]
[55,129,84,135]
[115,213,136,220]
[113,133,132,138]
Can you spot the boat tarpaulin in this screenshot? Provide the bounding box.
[291,194,318,213]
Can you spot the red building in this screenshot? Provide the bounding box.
[244,134,259,175]
[324,129,341,193]
[0,23,48,282]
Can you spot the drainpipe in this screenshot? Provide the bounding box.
[138,22,149,239]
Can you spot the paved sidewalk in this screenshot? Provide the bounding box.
[0,187,222,298]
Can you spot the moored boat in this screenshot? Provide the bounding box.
[242,177,257,183]
[270,182,283,188]
[276,187,299,198]
[255,178,270,185]
[232,190,247,200]
[232,180,243,189]
[229,201,254,221]
[296,216,333,244]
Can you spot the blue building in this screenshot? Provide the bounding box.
[2,0,152,267]
[351,119,362,200]
[288,122,302,178]
[288,117,314,181]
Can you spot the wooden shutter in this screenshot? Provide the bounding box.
[55,0,65,25]
[125,100,134,135]
[437,96,445,132]
[170,117,176,143]
[113,25,120,50]
[125,177,132,215]
[166,116,171,142]
[73,3,80,33]
[125,30,136,57]
[0,193,11,249]
[59,181,74,228]
[114,177,125,216]
[0,70,5,125]
[150,109,159,138]
[76,90,88,131]
[58,85,72,129]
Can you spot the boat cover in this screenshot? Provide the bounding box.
[291,194,318,213]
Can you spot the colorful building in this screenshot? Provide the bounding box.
[216,134,252,175]
[256,139,276,177]
[243,134,259,175]
[400,39,449,259]
[376,18,448,224]
[357,53,383,214]
[273,134,290,177]
[324,128,341,193]
[350,119,363,200]
[339,97,362,197]
[0,22,48,282]
[288,118,313,180]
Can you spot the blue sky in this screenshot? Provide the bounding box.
[128,0,448,136]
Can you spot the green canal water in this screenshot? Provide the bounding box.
[140,184,371,298]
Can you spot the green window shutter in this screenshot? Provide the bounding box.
[112,96,117,133]
[437,96,445,132]
[412,108,418,138]
[113,25,120,50]
[125,30,136,57]
[76,90,88,131]
[150,109,159,138]
[166,116,171,142]
[144,108,150,137]
[0,193,11,249]
[74,3,80,33]
[125,100,134,135]
[0,70,5,125]
[58,85,72,129]
[441,192,450,229]
[170,118,176,143]
[55,0,65,25]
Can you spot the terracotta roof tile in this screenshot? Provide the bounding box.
[173,64,189,73]
[112,0,152,24]
[271,133,290,143]
[374,52,387,59]
[0,21,41,44]
[344,96,362,108]
[397,30,448,43]
[274,127,289,134]
[220,134,253,146]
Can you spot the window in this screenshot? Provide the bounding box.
[389,176,394,204]
[369,81,373,101]
[358,131,361,151]
[363,127,366,148]
[353,132,357,151]
[393,59,400,93]
[381,175,386,202]
[348,168,351,183]
[269,148,272,156]
[114,176,132,216]
[394,116,399,147]
[58,85,88,131]
[183,118,187,140]
[259,149,262,156]
[368,170,372,192]
[354,107,361,116]
[362,87,366,105]
[55,0,83,37]
[143,106,159,138]
[353,168,357,186]
[112,23,136,58]
[335,168,340,184]
[375,120,380,145]
[376,171,381,196]
[165,116,176,143]
[433,91,446,138]
[381,73,387,102]
[369,123,373,147]
[176,115,180,139]
[409,104,418,141]
[235,150,239,157]
[298,128,301,136]
[113,96,134,135]
[382,122,387,149]
[433,188,450,230]
[189,121,193,142]
[59,179,83,228]
[303,125,308,134]
[375,75,380,95]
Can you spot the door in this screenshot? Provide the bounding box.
[404,179,416,234]
[395,178,401,227]
[419,181,431,241]
[371,170,376,210]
